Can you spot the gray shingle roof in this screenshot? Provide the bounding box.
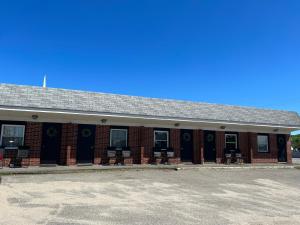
[0,83,299,128]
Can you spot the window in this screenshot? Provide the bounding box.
[154,130,169,149]
[257,135,269,153]
[225,134,237,149]
[0,124,25,148]
[110,129,128,148]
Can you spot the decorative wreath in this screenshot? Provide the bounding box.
[183,133,191,142]
[47,127,57,137]
[207,134,214,142]
[278,137,285,145]
[82,128,92,138]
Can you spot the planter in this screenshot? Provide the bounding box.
[107,150,116,158]
[122,150,131,158]
[235,153,242,158]
[225,154,231,158]
[167,151,174,158]
[154,152,161,158]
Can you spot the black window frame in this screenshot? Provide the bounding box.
[257,134,269,153]
[109,126,129,150]
[154,128,170,150]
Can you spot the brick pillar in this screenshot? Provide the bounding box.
[140,127,153,164]
[200,130,204,164]
[60,123,78,165]
[216,131,225,163]
[239,132,249,163]
[24,122,43,166]
[129,127,141,164]
[193,130,202,164]
[94,125,110,165]
[170,129,180,164]
[286,134,292,164]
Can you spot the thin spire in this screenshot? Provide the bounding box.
[43,75,47,88]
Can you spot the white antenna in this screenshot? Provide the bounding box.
[43,75,47,88]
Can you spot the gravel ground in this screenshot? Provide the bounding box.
[1,168,300,225]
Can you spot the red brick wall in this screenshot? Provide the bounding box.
[170,129,181,163]
[60,123,78,165]
[22,122,42,166]
[140,127,153,164]
[216,131,225,163]
[129,126,141,164]
[286,134,292,164]
[94,125,110,164]
[239,132,250,163]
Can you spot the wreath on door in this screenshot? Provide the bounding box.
[207,134,214,142]
[183,133,191,142]
[47,127,57,137]
[278,137,285,145]
[82,128,92,138]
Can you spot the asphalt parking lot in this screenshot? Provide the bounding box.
[1,168,300,225]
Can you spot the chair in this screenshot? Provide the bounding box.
[235,149,243,164]
[17,146,30,168]
[224,148,232,164]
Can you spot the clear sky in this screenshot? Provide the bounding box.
[0,0,299,132]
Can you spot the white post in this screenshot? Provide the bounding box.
[43,75,47,88]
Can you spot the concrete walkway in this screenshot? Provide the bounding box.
[0,163,295,176]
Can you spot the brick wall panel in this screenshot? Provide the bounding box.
[216,131,225,163]
[170,129,180,164]
[129,127,141,164]
[24,122,42,166]
[140,127,153,164]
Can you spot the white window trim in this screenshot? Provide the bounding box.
[225,133,238,149]
[257,135,269,153]
[110,128,128,148]
[0,124,25,149]
[154,130,169,148]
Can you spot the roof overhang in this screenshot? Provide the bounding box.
[0,106,299,134]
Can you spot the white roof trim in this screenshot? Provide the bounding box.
[0,106,299,130]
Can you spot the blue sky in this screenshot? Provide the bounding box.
[0,0,299,132]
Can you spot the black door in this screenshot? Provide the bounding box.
[204,131,216,162]
[41,123,62,164]
[77,124,96,164]
[277,134,287,162]
[180,129,193,161]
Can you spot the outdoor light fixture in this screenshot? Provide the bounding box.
[101,119,107,124]
[174,123,180,127]
[273,128,279,132]
[32,115,39,120]
[220,126,226,129]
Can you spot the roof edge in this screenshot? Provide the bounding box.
[1,105,300,130]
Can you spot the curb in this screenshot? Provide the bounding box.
[0,164,296,176]
[0,165,179,176]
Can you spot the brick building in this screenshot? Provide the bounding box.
[0,83,299,167]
